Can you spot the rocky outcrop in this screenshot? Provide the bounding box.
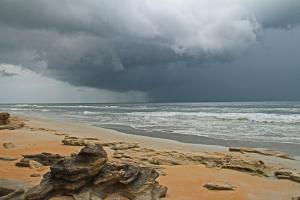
[9,144,167,200]
[109,144,271,177]
[0,113,9,125]
[203,182,235,191]
[29,174,41,178]
[275,169,300,183]
[0,114,24,130]
[140,151,270,176]
[229,147,295,160]
[62,136,140,151]
[15,153,64,167]
[50,140,281,178]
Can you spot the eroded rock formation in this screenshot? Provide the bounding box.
[5,144,167,200]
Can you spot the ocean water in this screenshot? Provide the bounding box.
[1,102,300,152]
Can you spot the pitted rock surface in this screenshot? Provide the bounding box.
[19,144,167,200]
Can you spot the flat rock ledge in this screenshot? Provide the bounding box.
[15,153,65,167]
[229,147,295,160]
[2,144,167,200]
[62,136,271,177]
[203,182,235,191]
[275,169,300,183]
[62,136,140,150]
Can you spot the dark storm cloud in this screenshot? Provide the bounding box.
[0,0,300,101]
[243,0,300,28]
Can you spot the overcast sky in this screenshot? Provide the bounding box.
[0,0,300,103]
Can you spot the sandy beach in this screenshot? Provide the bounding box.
[1,0,300,199]
[1,115,300,200]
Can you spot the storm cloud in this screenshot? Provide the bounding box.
[0,0,300,101]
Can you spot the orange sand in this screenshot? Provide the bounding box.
[160,165,300,200]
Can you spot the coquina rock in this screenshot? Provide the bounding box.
[15,153,65,168]
[0,179,28,200]
[203,182,235,191]
[21,144,167,200]
[0,113,9,125]
[275,169,300,183]
[229,147,295,160]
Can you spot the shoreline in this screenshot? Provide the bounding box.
[99,124,300,156]
[1,114,300,199]
[21,114,228,153]
[15,113,300,157]
[25,115,300,168]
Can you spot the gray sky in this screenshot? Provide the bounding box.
[0,0,300,103]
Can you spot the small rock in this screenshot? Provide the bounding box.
[205,162,217,168]
[292,197,300,200]
[0,156,18,161]
[29,160,43,169]
[2,142,16,149]
[203,182,235,191]
[30,174,41,177]
[54,133,68,136]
